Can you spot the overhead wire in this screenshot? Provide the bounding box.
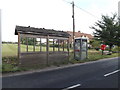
[62,0,72,5]
[62,0,100,20]
[74,5,100,20]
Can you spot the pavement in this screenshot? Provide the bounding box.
[2,57,119,88]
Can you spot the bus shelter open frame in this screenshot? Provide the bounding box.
[15,26,70,66]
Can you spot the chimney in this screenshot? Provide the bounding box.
[78,31,81,33]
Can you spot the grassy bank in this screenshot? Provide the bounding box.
[69,51,118,64]
[2,50,118,73]
[2,44,68,73]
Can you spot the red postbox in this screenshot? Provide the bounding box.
[101,44,106,50]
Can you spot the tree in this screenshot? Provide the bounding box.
[21,37,37,45]
[115,18,120,47]
[90,13,118,52]
[89,39,101,50]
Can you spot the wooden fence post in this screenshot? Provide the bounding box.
[26,37,28,52]
[63,40,64,51]
[58,39,60,51]
[46,35,49,65]
[40,38,42,52]
[53,39,55,52]
[18,33,21,64]
[67,39,70,62]
[33,38,35,52]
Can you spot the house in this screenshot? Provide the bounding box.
[67,31,94,47]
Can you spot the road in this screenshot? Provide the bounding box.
[2,57,119,89]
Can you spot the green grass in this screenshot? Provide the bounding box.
[2,44,119,73]
[2,50,118,73]
[2,44,18,57]
[69,51,118,64]
[2,44,68,57]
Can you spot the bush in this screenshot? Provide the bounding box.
[2,56,20,73]
[49,44,58,47]
[2,63,14,72]
[95,47,100,51]
[112,46,120,53]
[2,56,18,66]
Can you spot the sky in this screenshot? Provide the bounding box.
[0,0,119,42]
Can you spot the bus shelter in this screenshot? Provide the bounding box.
[15,25,70,67]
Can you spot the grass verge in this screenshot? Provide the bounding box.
[2,51,119,73]
[69,51,118,64]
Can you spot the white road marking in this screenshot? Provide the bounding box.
[104,69,120,77]
[62,84,81,90]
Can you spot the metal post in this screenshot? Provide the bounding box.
[102,50,104,55]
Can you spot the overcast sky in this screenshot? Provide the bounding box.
[0,0,119,42]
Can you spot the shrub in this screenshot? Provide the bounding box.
[95,47,100,51]
[112,46,120,52]
[2,63,14,72]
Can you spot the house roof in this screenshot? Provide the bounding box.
[67,31,93,39]
[15,25,70,38]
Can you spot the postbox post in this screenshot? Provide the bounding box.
[101,44,106,55]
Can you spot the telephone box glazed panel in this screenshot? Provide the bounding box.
[75,38,87,60]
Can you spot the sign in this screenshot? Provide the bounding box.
[101,44,106,50]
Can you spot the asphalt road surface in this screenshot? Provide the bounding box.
[2,57,119,89]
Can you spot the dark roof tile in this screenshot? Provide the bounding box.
[15,25,70,38]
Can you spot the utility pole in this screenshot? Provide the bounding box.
[72,1,75,58]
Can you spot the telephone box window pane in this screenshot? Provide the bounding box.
[82,41,87,51]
